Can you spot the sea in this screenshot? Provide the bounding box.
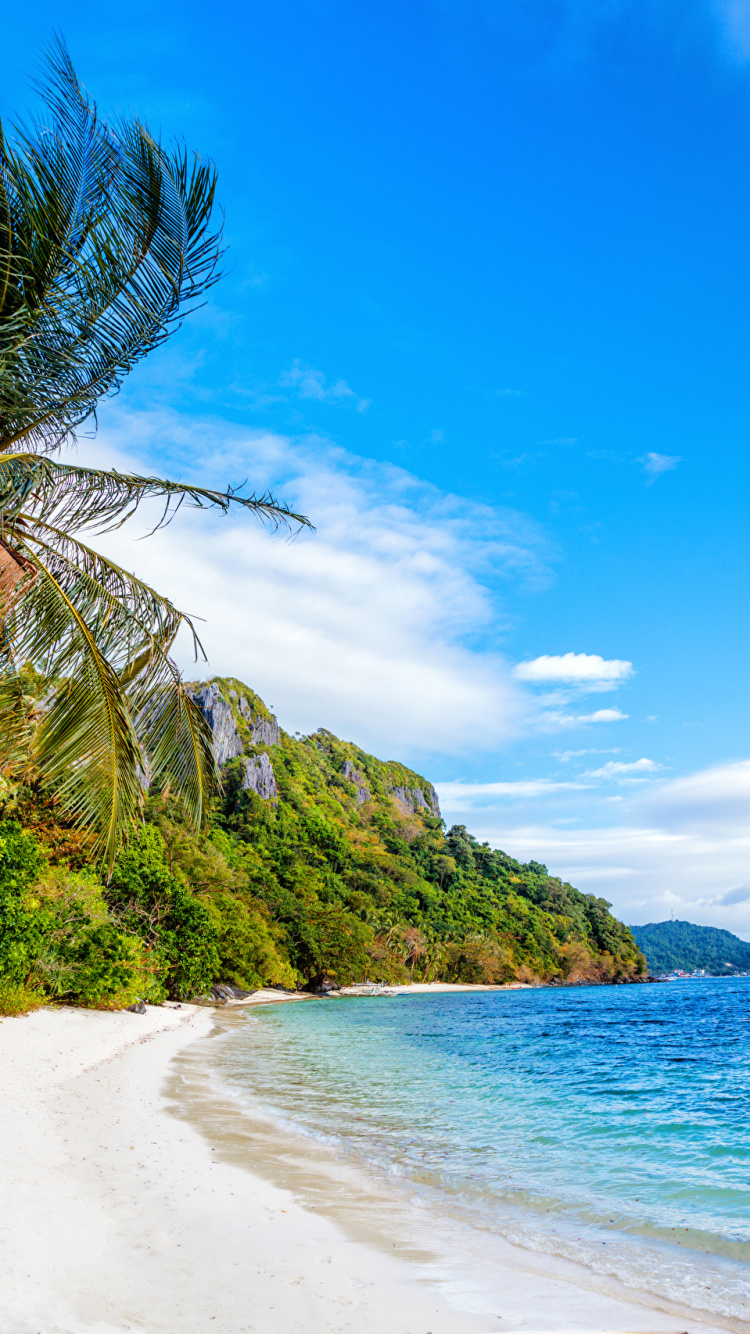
[174,977,750,1328]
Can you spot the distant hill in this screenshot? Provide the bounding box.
[630,920,750,975]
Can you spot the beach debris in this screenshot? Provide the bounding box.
[125,1000,147,1014]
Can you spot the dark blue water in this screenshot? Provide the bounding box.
[215,979,750,1322]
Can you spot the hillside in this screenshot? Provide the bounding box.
[0,676,645,1014]
[183,677,645,987]
[630,920,750,976]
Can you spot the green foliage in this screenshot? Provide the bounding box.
[107,825,220,1001]
[0,981,44,1016]
[203,683,646,987]
[0,677,647,1009]
[631,920,750,975]
[287,901,372,988]
[206,892,296,990]
[30,866,149,1008]
[0,821,46,983]
[0,821,149,1008]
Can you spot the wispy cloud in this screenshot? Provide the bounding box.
[536,707,629,729]
[441,759,750,937]
[639,451,681,483]
[514,652,634,684]
[556,747,622,762]
[495,387,522,398]
[585,757,660,779]
[81,408,562,760]
[579,708,628,723]
[438,778,590,803]
[280,360,371,413]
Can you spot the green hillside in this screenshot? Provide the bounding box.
[630,920,750,975]
[0,676,645,1013]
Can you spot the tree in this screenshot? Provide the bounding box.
[0,41,309,864]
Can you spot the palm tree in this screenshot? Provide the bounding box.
[0,40,309,864]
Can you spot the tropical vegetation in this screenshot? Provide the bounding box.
[0,678,646,1013]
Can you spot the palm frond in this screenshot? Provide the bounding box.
[3,546,144,864]
[0,36,224,454]
[0,42,314,864]
[0,453,311,535]
[0,523,222,859]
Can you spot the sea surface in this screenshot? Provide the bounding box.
[201,978,750,1325]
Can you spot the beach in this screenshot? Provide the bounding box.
[0,997,737,1334]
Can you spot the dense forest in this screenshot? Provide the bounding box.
[0,678,645,1013]
[630,920,750,975]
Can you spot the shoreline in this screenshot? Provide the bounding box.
[0,1003,739,1334]
[220,980,663,1009]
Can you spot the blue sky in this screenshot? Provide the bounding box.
[4,0,750,931]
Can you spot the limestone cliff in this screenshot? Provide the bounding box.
[189,679,282,798]
[189,676,440,821]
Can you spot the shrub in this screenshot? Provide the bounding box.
[24,866,152,1007]
[0,820,47,985]
[108,825,220,1000]
[60,921,146,1009]
[0,981,44,1016]
[208,891,296,989]
[443,936,516,985]
[290,902,372,988]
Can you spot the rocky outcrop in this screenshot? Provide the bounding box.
[340,760,370,806]
[243,753,278,800]
[189,682,280,800]
[233,691,281,747]
[391,784,441,818]
[190,682,244,766]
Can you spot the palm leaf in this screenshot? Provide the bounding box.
[2,547,144,864]
[0,42,313,863]
[0,452,311,535]
[0,525,218,860]
[0,37,224,453]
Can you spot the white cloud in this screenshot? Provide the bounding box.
[439,760,750,938]
[438,779,590,803]
[540,708,629,727]
[514,652,633,684]
[639,451,681,483]
[586,758,659,779]
[578,708,628,723]
[556,748,621,762]
[280,360,371,413]
[76,409,561,758]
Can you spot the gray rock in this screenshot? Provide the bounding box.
[189,682,244,766]
[237,694,279,744]
[391,784,441,818]
[243,752,278,800]
[212,983,256,1001]
[250,715,281,747]
[340,760,370,806]
[190,682,281,762]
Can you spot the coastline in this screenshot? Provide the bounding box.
[0,1002,738,1334]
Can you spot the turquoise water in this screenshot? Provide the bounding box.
[213,979,750,1323]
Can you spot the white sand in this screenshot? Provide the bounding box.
[0,1002,733,1334]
